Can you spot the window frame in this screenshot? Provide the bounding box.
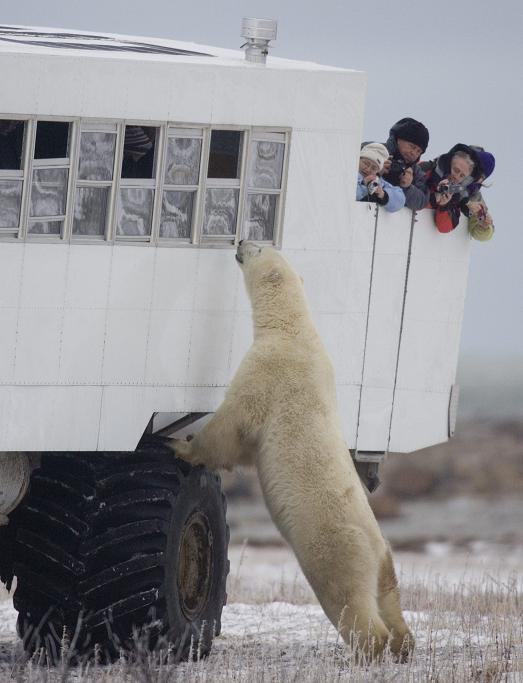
[241,130,288,245]
[71,121,120,242]
[198,126,247,245]
[0,116,31,239]
[25,117,76,241]
[157,126,205,244]
[0,114,291,248]
[114,121,164,243]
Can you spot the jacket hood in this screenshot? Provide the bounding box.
[437,143,482,181]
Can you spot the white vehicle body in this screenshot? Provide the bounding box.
[0,26,470,459]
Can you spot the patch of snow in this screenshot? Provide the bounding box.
[425,541,452,557]
[0,600,17,637]
[221,602,337,645]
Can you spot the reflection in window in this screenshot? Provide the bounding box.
[208,131,242,179]
[247,141,284,189]
[30,168,68,217]
[242,134,286,243]
[78,133,116,181]
[0,119,286,245]
[73,128,116,238]
[202,189,239,236]
[117,187,154,236]
[34,122,69,159]
[160,191,194,239]
[122,126,157,179]
[73,187,110,236]
[28,221,62,235]
[28,121,71,238]
[0,120,25,235]
[0,180,23,229]
[243,194,277,241]
[164,137,201,185]
[0,120,25,170]
[160,132,202,240]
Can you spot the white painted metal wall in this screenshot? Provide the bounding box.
[0,28,471,454]
[0,206,471,453]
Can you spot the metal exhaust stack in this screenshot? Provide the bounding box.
[241,18,277,64]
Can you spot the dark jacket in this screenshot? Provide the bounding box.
[380,134,428,211]
[363,121,430,211]
[421,143,482,233]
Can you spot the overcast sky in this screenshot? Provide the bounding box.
[1,0,521,360]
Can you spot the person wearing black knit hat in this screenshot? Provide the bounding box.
[380,117,430,211]
[389,118,429,155]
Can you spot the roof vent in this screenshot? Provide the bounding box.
[241,18,277,64]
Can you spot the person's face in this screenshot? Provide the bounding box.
[359,157,380,176]
[396,138,423,163]
[449,157,472,183]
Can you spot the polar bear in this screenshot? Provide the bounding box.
[170,241,413,660]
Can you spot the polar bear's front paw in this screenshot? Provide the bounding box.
[171,438,200,464]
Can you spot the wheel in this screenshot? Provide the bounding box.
[9,441,229,663]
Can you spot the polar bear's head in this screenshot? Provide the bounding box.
[235,241,301,291]
[236,241,310,335]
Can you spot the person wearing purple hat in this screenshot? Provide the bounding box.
[421,143,482,233]
[477,150,495,177]
[421,143,495,240]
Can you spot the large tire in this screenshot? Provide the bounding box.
[10,442,229,663]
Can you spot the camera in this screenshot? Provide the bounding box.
[437,181,463,196]
[367,179,380,195]
[389,158,407,174]
[385,157,408,184]
[448,182,463,194]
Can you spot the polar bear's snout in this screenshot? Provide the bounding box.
[236,240,262,265]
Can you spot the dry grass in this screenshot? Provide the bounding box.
[1,553,521,683]
[3,415,522,681]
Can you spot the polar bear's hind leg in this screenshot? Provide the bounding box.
[376,548,414,660]
[294,524,392,660]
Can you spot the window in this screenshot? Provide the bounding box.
[202,130,243,238]
[207,130,242,179]
[242,133,285,242]
[0,116,289,246]
[73,124,117,238]
[28,121,71,236]
[117,125,159,238]
[34,122,69,160]
[160,128,203,240]
[0,120,26,235]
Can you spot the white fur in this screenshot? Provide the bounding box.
[171,242,413,660]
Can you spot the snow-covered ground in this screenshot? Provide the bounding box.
[1,544,522,681]
[226,543,523,601]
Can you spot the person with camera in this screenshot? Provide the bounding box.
[356,142,405,212]
[421,143,483,235]
[376,117,430,211]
